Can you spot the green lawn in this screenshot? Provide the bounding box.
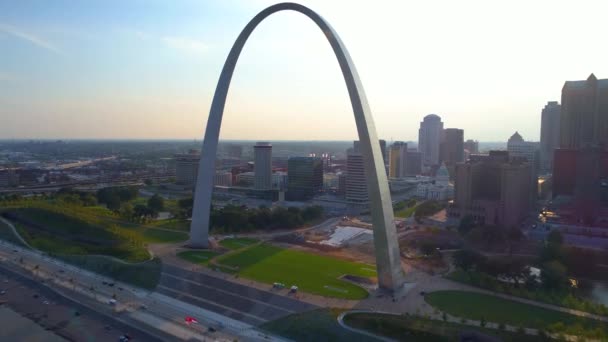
[178,250,219,265]
[215,244,375,299]
[261,308,374,342]
[343,312,541,342]
[394,204,418,218]
[4,207,150,262]
[0,219,28,247]
[148,218,190,231]
[139,228,188,243]
[219,237,258,250]
[425,290,607,330]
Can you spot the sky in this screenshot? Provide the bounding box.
[1,0,607,142]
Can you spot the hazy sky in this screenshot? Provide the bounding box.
[1,0,607,142]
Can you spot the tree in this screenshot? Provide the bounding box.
[177,197,194,218]
[119,203,135,221]
[419,242,437,257]
[80,193,98,206]
[144,179,153,186]
[541,260,568,290]
[541,230,565,262]
[133,204,151,222]
[106,195,121,212]
[458,215,476,235]
[453,249,485,273]
[547,230,564,245]
[147,194,164,214]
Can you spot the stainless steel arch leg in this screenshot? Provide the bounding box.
[189,2,404,292]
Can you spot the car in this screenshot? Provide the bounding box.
[102,281,108,285]
[118,335,130,342]
[118,287,123,291]
[208,327,217,333]
[0,290,6,295]
[108,283,115,287]
[419,291,426,296]
[58,270,65,273]
[33,294,39,298]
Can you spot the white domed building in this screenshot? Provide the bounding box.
[416,163,454,200]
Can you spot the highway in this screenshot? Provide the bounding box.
[160,263,317,325]
[0,238,289,341]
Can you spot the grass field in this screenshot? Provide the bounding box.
[425,290,607,330]
[215,244,375,299]
[261,308,374,342]
[53,253,162,289]
[0,219,28,247]
[178,250,219,265]
[343,312,541,342]
[394,204,418,218]
[139,228,188,243]
[147,218,190,231]
[219,237,258,250]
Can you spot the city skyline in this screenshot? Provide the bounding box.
[1,1,608,142]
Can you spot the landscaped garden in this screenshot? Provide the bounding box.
[177,250,219,265]
[214,243,375,299]
[219,237,258,250]
[342,312,541,342]
[425,290,608,339]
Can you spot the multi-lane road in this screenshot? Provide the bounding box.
[159,264,317,325]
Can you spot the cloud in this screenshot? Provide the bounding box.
[124,28,208,54]
[0,23,62,54]
[161,36,207,54]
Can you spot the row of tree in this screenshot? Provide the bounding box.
[96,186,139,212]
[453,230,571,290]
[118,194,165,223]
[210,204,324,232]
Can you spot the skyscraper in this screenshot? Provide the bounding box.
[379,139,387,167]
[553,74,608,224]
[254,142,272,190]
[418,114,444,167]
[440,128,464,167]
[464,139,479,154]
[560,74,608,149]
[540,101,561,172]
[287,157,323,201]
[388,142,407,178]
[346,143,368,206]
[175,150,201,186]
[507,132,539,202]
[405,150,422,176]
[450,151,532,227]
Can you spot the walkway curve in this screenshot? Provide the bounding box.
[0,216,32,248]
[189,1,404,291]
[337,310,395,342]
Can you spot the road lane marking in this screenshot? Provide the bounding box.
[161,273,294,314]
[157,285,268,324]
[162,272,298,314]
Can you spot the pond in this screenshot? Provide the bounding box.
[587,281,608,306]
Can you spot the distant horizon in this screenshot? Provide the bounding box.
[0,138,514,143]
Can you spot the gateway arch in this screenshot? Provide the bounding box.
[190,2,404,291]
